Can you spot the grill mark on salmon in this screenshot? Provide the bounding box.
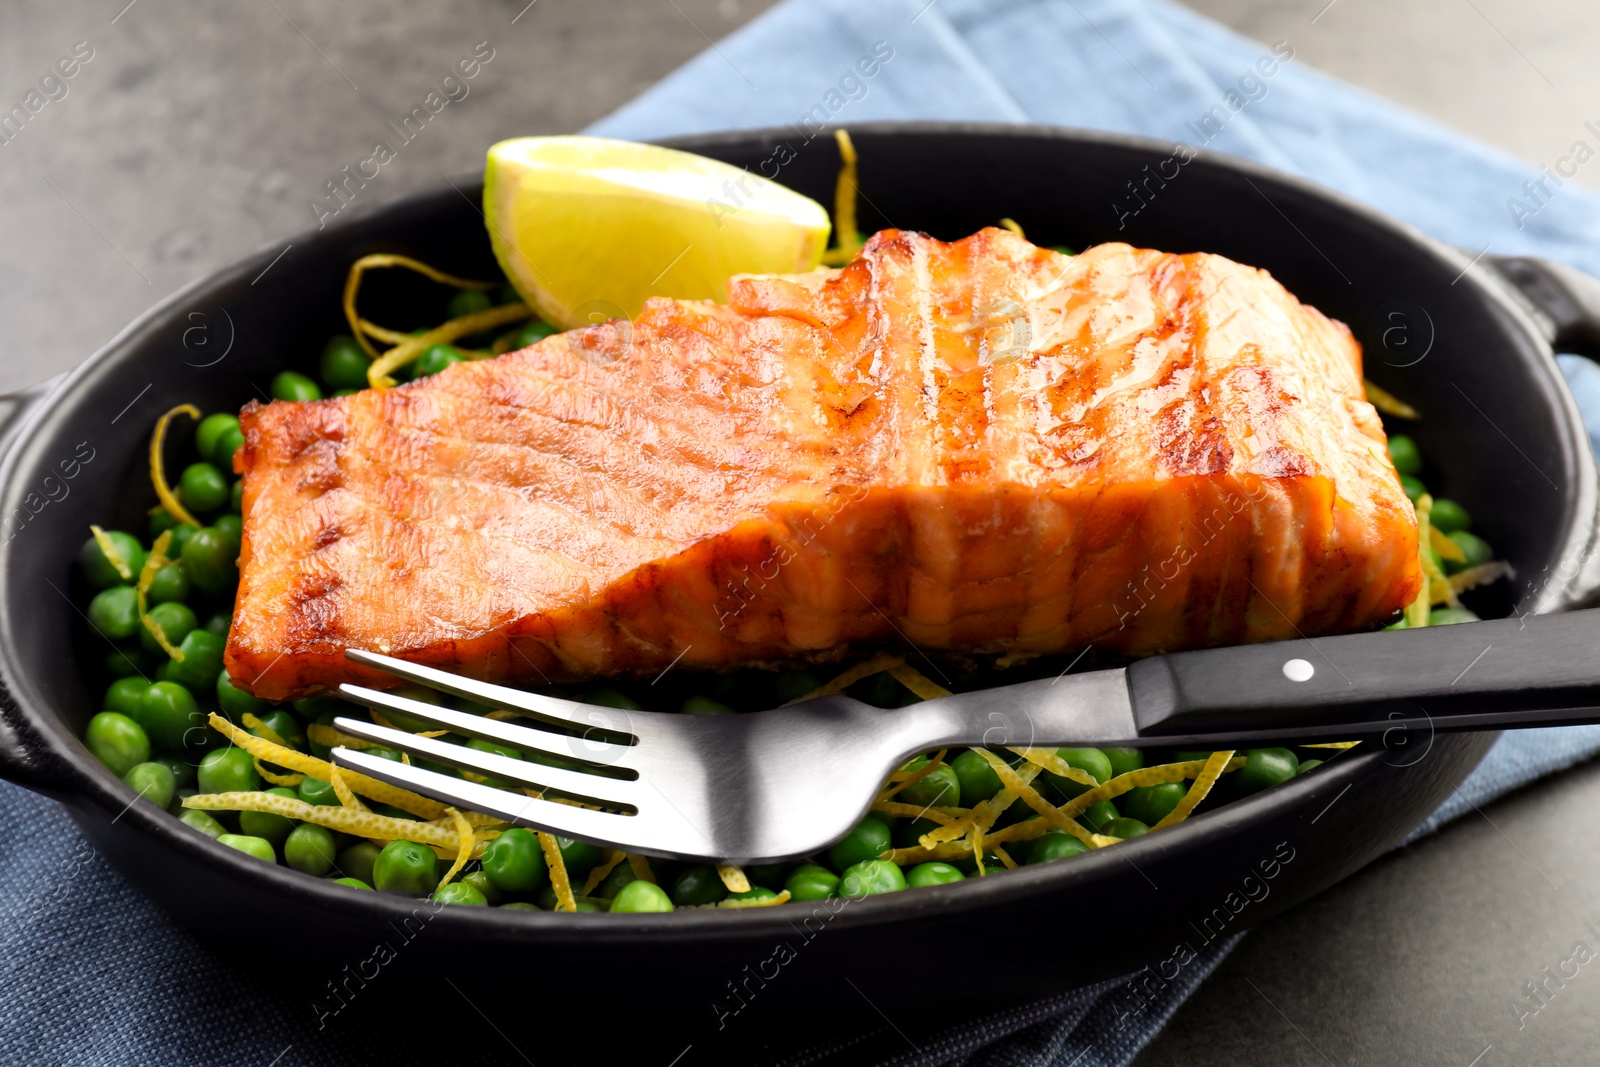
[226,228,1421,699]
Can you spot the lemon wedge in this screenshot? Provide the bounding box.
[483,136,832,330]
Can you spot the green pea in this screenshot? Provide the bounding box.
[898,758,960,809]
[78,531,144,589]
[374,840,439,895]
[88,586,141,641]
[783,863,839,901]
[178,462,229,513]
[433,881,486,906]
[949,748,1004,806]
[148,506,180,540]
[1233,748,1300,795]
[85,712,149,776]
[103,677,150,718]
[336,842,382,887]
[1430,498,1471,534]
[1429,607,1480,626]
[610,879,674,913]
[839,859,906,897]
[1102,748,1145,778]
[515,320,557,348]
[203,612,231,637]
[181,526,239,593]
[681,695,735,714]
[671,864,729,906]
[1069,801,1112,835]
[297,776,339,807]
[166,523,200,557]
[593,862,637,900]
[906,861,966,887]
[122,761,176,810]
[139,601,196,657]
[448,289,494,319]
[250,710,306,750]
[556,836,605,875]
[136,681,203,752]
[284,824,338,876]
[1446,530,1494,571]
[218,834,276,863]
[1399,474,1426,502]
[213,425,246,469]
[1026,830,1090,864]
[198,746,261,794]
[1123,782,1186,825]
[1387,434,1423,476]
[179,807,226,839]
[1297,758,1325,775]
[771,670,821,705]
[105,645,150,678]
[230,478,243,513]
[194,413,241,468]
[320,335,372,390]
[578,687,642,710]
[271,370,322,402]
[1047,748,1113,799]
[333,877,373,890]
[216,673,268,720]
[410,345,465,379]
[152,754,195,789]
[827,816,892,872]
[1103,817,1151,839]
[166,630,225,692]
[461,869,502,904]
[480,827,548,894]
[144,562,191,604]
[213,513,243,542]
[239,787,298,845]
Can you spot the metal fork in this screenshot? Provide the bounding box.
[330,608,1600,864]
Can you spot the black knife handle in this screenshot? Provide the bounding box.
[1126,608,1600,739]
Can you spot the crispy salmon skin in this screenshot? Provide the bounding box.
[226,228,1420,700]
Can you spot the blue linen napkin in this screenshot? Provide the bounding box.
[9,2,1600,1064]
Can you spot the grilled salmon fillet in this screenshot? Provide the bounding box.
[226,228,1420,700]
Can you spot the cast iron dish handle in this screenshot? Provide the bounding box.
[1487,255,1600,609]
[0,375,71,796]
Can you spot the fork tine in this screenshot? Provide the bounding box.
[343,649,635,740]
[338,684,640,770]
[332,716,646,806]
[331,747,652,853]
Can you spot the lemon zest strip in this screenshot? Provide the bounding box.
[1446,561,1514,597]
[184,791,489,854]
[581,851,627,896]
[327,763,372,813]
[870,800,961,825]
[886,662,951,700]
[1364,379,1419,419]
[878,750,949,801]
[538,831,577,912]
[1301,741,1362,750]
[717,889,792,909]
[970,749,1113,848]
[1430,525,1466,564]
[819,129,861,267]
[1009,747,1097,789]
[255,762,305,787]
[1152,750,1235,829]
[998,218,1025,237]
[149,404,202,528]
[306,721,383,752]
[366,303,531,389]
[90,525,136,581]
[437,807,474,891]
[717,865,751,893]
[342,253,499,358]
[240,712,286,748]
[790,654,905,703]
[624,853,655,884]
[134,530,184,662]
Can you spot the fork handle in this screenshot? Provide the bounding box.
[1126,608,1600,743]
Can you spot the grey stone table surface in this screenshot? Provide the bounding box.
[5,2,1600,1065]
